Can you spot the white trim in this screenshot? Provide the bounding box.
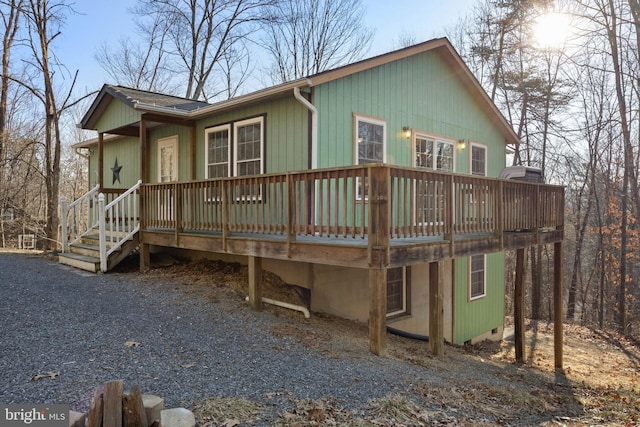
[353,114,387,200]
[470,141,487,176]
[469,254,486,301]
[157,135,178,182]
[204,124,231,179]
[387,266,408,317]
[233,116,264,177]
[413,132,455,172]
[353,114,387,165]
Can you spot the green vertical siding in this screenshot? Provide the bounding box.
[95,99,141,134]
[452,252,505,344]
[194,96,309,179]
[314,50,506,173]
[149,125,193,183]
[102,137,140,188]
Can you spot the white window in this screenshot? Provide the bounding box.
[414,134,454,224]
[234,117,264,177]
[470,142,487,176]
[387,266,410,317]
[469,254,486,300]
[205,125,231,179]
[203,117,264,179]
[158,136,178,182]
[414,134,454,171]
[354,114,386,199]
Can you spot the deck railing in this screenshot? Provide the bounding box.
[60,183,101,252]
[98,180,142,272]
[141,164,564,244]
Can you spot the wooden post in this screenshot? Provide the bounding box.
[367,165,390,357]
[286,173,296,257]
[174,182,182,242]
[367,165,390,266]
[190,124,197,181]
[554,240,563,369]
[103,380,123,427]
[140,116,150,184]
[429,261,444,356]
[514,247,527,363]
[369,267,387,357]
[98,133,104,191]
[248,256,262,311]
[444,174,455,256]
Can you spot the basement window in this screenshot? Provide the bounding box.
[387,266,410,317]
[469,254,486,300]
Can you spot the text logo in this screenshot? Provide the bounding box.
[0,405,68,427]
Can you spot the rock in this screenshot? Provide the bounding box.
[69,411,86,427]
[160,408,195,427]
[142,395,164,426]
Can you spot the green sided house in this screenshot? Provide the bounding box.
[63,37,565,357]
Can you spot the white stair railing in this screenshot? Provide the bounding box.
[60,183,100,253]
[99,180,142,272]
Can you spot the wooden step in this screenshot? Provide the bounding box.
[80,234,132,247]
[58,252,100,273]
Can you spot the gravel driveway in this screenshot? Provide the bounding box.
[0,252,434,422]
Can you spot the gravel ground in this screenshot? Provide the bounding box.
[0,252,437,422]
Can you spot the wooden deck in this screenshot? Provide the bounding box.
[133,164,565,363]
[138,164,564,269]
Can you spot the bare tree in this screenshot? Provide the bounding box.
[95,0,272,100]
[0,0,23,246]
[94,11,172,93]
[262,0,373,83]
[20,0,90,250]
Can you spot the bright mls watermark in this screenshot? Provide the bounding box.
[0,405,68,427]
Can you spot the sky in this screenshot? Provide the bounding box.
[56,0,478,95]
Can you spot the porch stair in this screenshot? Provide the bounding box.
[58,228,139,273]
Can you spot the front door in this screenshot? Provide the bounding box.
[158,136,178,183]
[157,136,178,223]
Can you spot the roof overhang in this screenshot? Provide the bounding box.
[79,39,517,145]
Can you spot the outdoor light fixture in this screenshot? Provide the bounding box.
[402,126,411,139]
[457,139,467,150]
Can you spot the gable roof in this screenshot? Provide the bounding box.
[80,85,209,130]
[79,38,518,144]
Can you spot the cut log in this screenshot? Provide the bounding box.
[123,386,147,427]
[103,381,123,427]
[87,386,104,427]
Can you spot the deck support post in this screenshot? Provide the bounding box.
[369,267,387,357]
[429,261,444,356]
[514,247,527,363]
[139,241,150,272]
[554,241,563,369]
[248,256,263,311]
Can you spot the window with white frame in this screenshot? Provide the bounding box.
[354,115,386,199]
[205,125,230,179]
[204,117,264,179]
[414,134,454,171]
[471,143,487,176]
[387,266,410,317]
[469,254,486,300]
[414,135,454,224]
[234,117,263,177]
